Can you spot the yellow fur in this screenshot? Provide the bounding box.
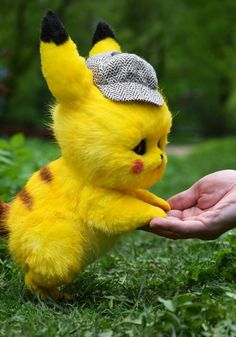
[40,38,93,104]
[6,16,172,299]
[89,37,121,56]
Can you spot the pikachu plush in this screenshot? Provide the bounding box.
[0,11,172,299]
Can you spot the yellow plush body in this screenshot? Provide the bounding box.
[6,12,172,299]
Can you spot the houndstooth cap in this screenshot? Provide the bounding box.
[86,51,164,106]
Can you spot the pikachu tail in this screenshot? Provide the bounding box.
[0,201,9,238]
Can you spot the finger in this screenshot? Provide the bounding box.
[168,186,198,210]
[150,217,184,230]
[150,217,204,237]
[147,225,193,239]
[150,229,183,240]
[143,224,182,239]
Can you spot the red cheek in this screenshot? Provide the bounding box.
[132,159,144,174]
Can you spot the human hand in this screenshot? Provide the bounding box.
[148,170,236,240]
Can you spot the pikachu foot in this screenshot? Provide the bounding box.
[46,287,74,301]
[25,273,73,301]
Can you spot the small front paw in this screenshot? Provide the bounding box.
[134,189,171,211]
[155,197,171,212]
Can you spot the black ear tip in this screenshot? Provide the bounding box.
[41,10,69,45]
[46,10,56,17]
[92,21,117,47]
[97,21,111,31]
[41,11,60,26]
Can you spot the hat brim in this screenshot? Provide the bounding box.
[98,82,164,106]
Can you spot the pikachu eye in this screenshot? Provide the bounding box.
[133,139,146,155]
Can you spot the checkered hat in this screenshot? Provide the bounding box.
[86,51,164,106]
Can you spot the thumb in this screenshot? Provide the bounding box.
[168,185,198,210]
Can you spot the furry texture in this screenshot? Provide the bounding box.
[5,12,172,299]
[41,11,68,45]
[0,202,9,237]
[92,22,117,47]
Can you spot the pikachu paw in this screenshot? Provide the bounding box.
[47,288,74,301]
[135,189,170,211]
[25,273,73,301]
[152,196,170,212]
[25,273,47,300]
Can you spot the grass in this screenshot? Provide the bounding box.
[1,136,236,337]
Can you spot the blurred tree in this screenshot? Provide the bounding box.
[0,0,235,137]
[0,0,124,131]
[119,0,236,137]
[165,0,236,137]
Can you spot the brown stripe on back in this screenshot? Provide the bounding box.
[0,202,9,236]
[39,166,53,183]
[19,188,33,210]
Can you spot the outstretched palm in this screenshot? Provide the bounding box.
[148,170,236,240]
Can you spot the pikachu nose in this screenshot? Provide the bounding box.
[160,154,164,160]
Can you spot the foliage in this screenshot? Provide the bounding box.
[1,136,236,336]
[2,233,236,337]
[0,134,59,201]
[0,0,236,136]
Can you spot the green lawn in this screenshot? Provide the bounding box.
[1,136,236,337]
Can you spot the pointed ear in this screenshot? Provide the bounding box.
[40,11,92,104]
[89,22,121,57]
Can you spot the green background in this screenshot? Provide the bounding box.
[0,0,236,138]
[1,1,236,336]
